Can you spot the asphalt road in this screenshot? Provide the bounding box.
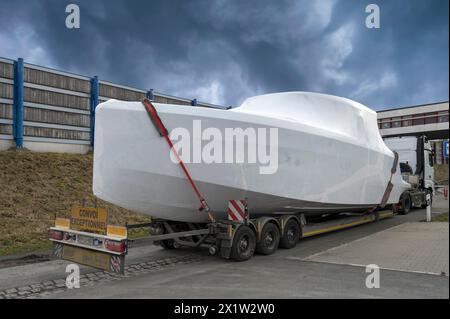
[0,196,448,299]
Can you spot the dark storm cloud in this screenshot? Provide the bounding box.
[0,0,448,109]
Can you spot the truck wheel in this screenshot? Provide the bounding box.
[400,194,411,215]
[279,219,300,249]
[230,225,256,261]
[256,223,280,255]
[159,239,176,249]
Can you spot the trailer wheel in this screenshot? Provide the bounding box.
[230,225,256,261]
[400,194,411,215]
[159,239,176,249]
[256,223,280,255]
[279,219,300,249]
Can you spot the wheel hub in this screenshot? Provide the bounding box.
[264,232,274,246]
[287,227,295,241]
[239,235,249,251]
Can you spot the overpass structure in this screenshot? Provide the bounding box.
[377,101,449,164]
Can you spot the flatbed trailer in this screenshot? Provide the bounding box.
[49,205,395,273]
[302,210,394,238]
[128,209,395,259]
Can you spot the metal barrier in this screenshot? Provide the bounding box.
[0,56,226,153]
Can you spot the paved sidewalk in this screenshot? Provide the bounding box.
[304,222,449,276]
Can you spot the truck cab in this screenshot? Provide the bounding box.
[383,135,435,213]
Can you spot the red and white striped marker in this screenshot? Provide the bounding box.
[227,199,247,222]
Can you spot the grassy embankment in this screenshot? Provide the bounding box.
[0,150,151,256]
[431,213,449,222]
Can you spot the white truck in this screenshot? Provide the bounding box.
[383,135,435,214]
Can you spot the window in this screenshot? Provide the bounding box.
[381,119,391,129]
[425,112,438,124]
[413,114,425,126]
[392,117,401,128]
[402,115,412,127]
[438,111,449,123]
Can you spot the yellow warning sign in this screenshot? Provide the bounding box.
[70,206,108,235]
[107,225,127,238]
[55,217,70,229]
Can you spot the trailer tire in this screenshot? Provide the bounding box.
[279,219,300,249]
[400,193,411,215]
[159,239,176,250]
[256,223,280,255]
[230,225,256,261]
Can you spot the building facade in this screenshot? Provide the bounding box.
[377,101,449,164]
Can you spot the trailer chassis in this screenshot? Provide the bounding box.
[128,209,394,262]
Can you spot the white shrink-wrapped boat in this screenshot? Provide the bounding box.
[93,92,410,223]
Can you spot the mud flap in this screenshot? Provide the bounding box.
[52,242,125,274]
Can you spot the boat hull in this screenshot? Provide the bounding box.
[93,93,410,223]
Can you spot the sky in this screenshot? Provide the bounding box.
[0,0,448,110]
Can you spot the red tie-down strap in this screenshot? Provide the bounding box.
[379,151,399,208]
[365,150,399,214]
[141,98,215,222]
